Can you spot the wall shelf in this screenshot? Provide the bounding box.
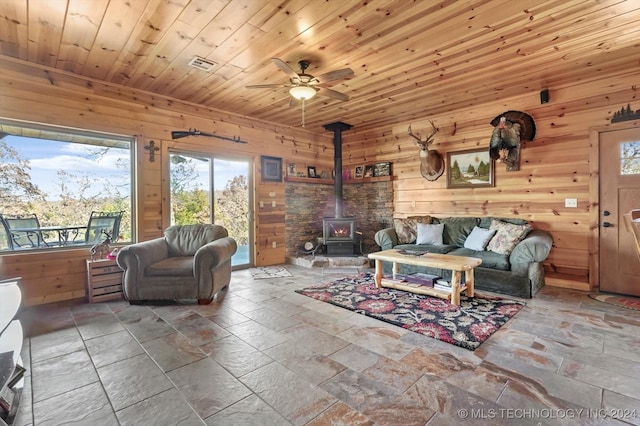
[285,176,393,184]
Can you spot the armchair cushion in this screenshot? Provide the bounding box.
[165,224,228,256]
[146,256,193,276]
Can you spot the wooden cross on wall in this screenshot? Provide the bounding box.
[144,140,159,162]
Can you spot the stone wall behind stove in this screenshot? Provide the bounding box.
[284,180,393,257]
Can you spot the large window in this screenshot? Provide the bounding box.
[0,119,133,252]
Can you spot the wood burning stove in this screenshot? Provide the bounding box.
[322,121,357,256]
[323,217,356,255]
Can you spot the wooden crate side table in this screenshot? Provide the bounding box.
[85,258,124,303]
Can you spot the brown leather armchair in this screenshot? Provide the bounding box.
[117,224,237,304]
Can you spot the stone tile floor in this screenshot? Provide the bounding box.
[10,264,640,425]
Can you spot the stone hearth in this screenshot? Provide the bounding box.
[287,254,371,270]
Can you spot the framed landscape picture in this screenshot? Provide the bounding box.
[446,148,494,188]
[261,156,282,182]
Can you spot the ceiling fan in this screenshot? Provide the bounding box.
[246,58,354,126]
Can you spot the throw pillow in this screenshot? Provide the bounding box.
[393,216,431,244]
[463,226,497,251]
[393,218,417,244]
[416,223,444,245]
[486,219,532,255]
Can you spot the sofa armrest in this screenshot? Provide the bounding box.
[194,236,238,272]
[509,230,553,275]
[375,227,398,250]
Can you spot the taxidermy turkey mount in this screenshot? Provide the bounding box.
[489,110,536,172]
[246,58,354,126]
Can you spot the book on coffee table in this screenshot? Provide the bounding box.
[404,273,440,286]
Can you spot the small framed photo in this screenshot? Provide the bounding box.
[287,163,296,176]
[364,165,374,178]
[261,156,282,182]
[307,166,317,178]
[355,165,364,178]
[447,148,494,188]
[374,162,391,177]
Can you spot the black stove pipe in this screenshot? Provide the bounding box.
[322,121,353,218]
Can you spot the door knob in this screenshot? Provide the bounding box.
[602,222,611,228]
[603,211,610,216]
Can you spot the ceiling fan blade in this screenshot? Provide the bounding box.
[316,86,350,101]
[246,84,289,89]
[271,58,299,80]
[315,68,354,83]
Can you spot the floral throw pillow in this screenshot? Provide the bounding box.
[393,216,431,244]
[486,219,532,255]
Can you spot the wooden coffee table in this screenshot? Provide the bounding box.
[367,249,482,306]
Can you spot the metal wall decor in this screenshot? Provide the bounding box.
[611,104,640,123]
[144,140,159,162]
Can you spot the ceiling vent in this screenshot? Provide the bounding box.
[188,56,216,72]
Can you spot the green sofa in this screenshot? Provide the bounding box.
[374,216,553,298]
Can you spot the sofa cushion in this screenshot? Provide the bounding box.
[486,219,532,255]
[449,248,510,271]
[146,256,193,276]
[416,223,444,245]
[165,224,228,256]
[393,216,431,244]
[463,226,497,251]
[435,217,479,246]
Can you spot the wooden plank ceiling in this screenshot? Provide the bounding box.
[0,0,639,133]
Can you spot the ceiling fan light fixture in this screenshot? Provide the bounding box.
[289,85,317,100]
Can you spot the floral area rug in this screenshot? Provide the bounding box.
[295,273,525,351]
[589,293,640,311]
[249,266,293,279]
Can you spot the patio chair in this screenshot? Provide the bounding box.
[63,211,124,246]
[84,211,124,244]
[0,213,45,250]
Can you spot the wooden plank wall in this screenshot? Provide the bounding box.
[0,56,333,305]
[1,55,639,304]
[342,67,640,291]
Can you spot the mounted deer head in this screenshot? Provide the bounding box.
[408,120,445,181]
